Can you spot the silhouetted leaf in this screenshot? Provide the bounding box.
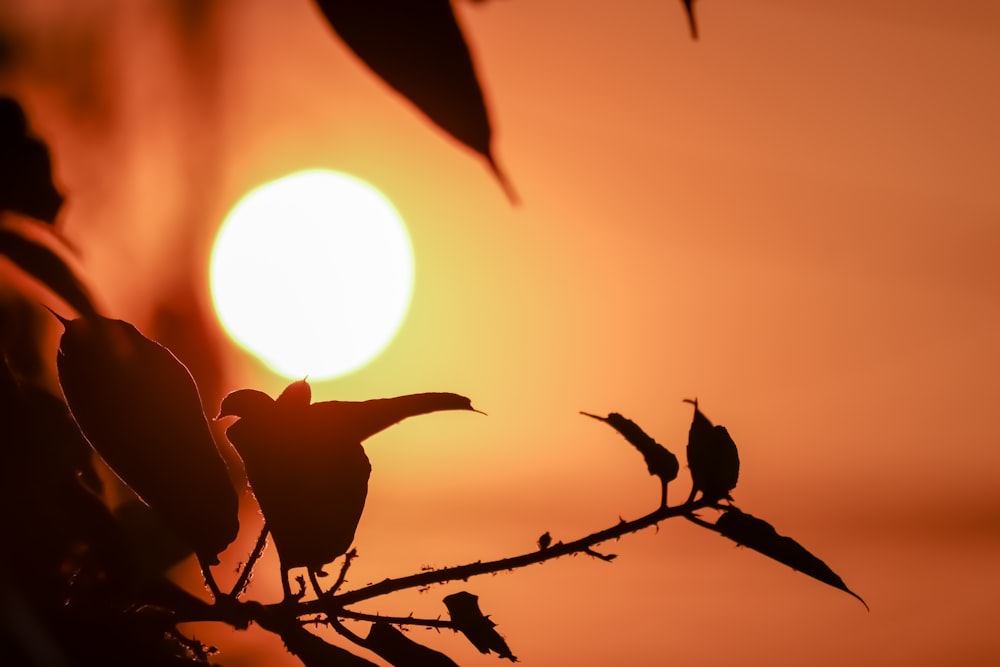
[55,315,240,569]
[0,222,98,318]
[681,0,698,39]
[581,411,679,506]
[715,507,868,608]
[443,591,516,662]
[248,604,379,667]
[312,0,515,199]
[0,96,63,223]
[684,399,739,503]
[366,623,460,667]
[0,358,133,608]
[537,531,552,550]
[219,380,479,598]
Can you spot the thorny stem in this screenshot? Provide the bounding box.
[331,608,452,629]
[331,548,358,595]
[177,496,716,631]
[197,554,224,602]
[231,524,270,598]
[295,495,716,613]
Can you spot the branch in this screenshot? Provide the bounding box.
[231,524,271,598]
[294,495,715,612]
[334,609,452,629]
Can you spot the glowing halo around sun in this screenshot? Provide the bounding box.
[209,170,414,380]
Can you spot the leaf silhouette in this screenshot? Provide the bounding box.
[366,622,460,667]
[0,221,99,318]
[581,411,679,506]
[312,0,516,199]
[219,380,479,599]
[0,96,63,223]
[443,591,516,662]
[54,315,240,573]
[714,507,868,608]
[683,398,739,503]
[681,0,698,39]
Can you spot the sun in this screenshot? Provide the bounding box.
[209,170,414,380]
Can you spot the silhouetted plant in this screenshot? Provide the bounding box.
[0,6,866,664]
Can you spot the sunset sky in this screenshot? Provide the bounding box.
[3,1,999,664]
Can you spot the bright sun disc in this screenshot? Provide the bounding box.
[210,170,414,380]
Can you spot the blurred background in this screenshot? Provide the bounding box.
[1,0,998,664]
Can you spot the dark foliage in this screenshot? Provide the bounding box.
[54,314,240,575]
[312,0,516,200]
[581,411,680,507]
[0,96,62,224]
[684,398,740,503]
[219,380,479,600]
[712,507,868,608]
[444,591,517,662]
[0,6,867,665]
[366,623,461,667]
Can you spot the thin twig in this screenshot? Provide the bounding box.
[331,548,358,594]
[231,525,270,598]
[295,496,714,612]
[333,608,452,629]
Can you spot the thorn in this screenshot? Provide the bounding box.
[486,153,520,205]
[42,305,72,328]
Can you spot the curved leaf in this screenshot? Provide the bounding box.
[219,380,479,594]
[55,315,240,567]
[0,96,63,223]
[443,591,516,662]
[684,399,739,502]
[0,222,98,318]
[313,0,515,199]
[366,622,460,667]
[715,507,868,608]
[581,411,679,505]
[682,0,698,39]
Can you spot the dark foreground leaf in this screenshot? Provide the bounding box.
[684,399,739,503]
[55,315,240,569]
[366,623,460,667]
[312,0,515,199]
[219,380,480,597]
[581,411,679,506]
[0,96,63,223]
[0,222,98,318]
[443,591,516,661]
[714,507,868,608]
[681,0,698,39]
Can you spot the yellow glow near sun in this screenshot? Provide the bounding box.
[210,170,414,380]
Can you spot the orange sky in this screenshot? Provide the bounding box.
[3,1,999,664]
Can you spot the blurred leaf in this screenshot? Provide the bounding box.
[0,96,63,223]
[366,622,460,667]
[684,399,739,503]
[55,315,240,567]
[681,0,698,39]
[219,380,480,596]
[0,221,98,318]
[443,591,516,662]
[312,0,515,199]
[714,507,868,608]
[581,411,679,505]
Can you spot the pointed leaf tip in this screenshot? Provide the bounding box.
[685,400,739,503]
[314,1,506,193]
[444,591,516,661]
[583,410,679,486]
[715,507,867,609]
